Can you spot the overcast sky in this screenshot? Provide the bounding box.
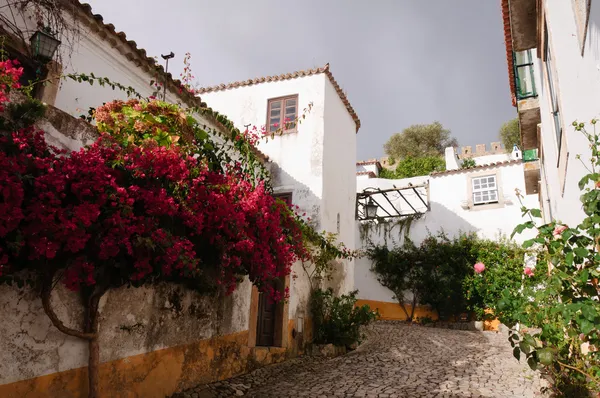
[87,0,516,160]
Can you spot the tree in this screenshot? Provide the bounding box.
[383,122,458,160]
[499,117,521,151]
[379,156,445,179]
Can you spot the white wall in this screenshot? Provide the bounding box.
[473,153,512,165]
[0,3,218,140]
[356,163,379,176]
[539,0,600,227]
[323,78,358,294]
[354,163,539,303]
[202,73,358,316]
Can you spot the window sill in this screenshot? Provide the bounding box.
[269,129,297,136]
[469,202,504,211]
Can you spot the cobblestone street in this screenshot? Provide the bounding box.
[177,321,547,398]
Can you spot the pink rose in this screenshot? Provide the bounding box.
[553,225,568,237]
[474,262,485,274]
[524,267,534,277]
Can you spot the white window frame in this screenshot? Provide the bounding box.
[471,175,499,205]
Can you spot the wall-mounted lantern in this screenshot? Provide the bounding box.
[30,29,61,62]
[365,197,378,219]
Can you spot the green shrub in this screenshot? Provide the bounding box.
[368,232,528,322]
[462,239,537,322]
[310,288,378,348]
[461,158,476,169]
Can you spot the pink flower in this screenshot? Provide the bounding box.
[474,262,485,274]
[553,225,568,237]
[524,267,534,277]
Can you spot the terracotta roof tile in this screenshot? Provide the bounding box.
[356,171,377,178]
[63,1,271,162]
[502,0,517,107]
[356,160,382,170]
[431,159,521,176]
[196,63,361,133]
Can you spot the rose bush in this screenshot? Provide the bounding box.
[504,119,600,397]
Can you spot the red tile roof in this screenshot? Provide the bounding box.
[196,64,361,133]
[431,159,521,176]
[356,171,377,178]
[356,160,382,170]
[502,0,518,107]
[63,1,270,163]
[72,1,207,110]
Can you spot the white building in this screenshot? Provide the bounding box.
[198,64,360,299]
[354,143,538,320]
[502,0,600,227]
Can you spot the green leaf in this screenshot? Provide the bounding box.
[513,346,521,361]
[522,239,535,248]
[581,305,596,321]
[537,348,553,366]
[527,357,538,370]
[580,318,594,335]
[530,208,542,218]
[574,247,589,258]
[519,341,531,354]
[565,251,574,265]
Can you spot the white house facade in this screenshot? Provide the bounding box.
[198,65,360,302]
[354,144,539,320]
[502,0,600,227]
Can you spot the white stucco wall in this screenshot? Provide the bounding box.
[356,164,379,176]
[201,73,358,316]
[538,0,600,227]
[354,163,539,303]
[0,2,219,141]
[473,153,512,165]
[322,78,357,294]
[0,279,252,386]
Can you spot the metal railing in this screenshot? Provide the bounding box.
[514,50,537,100]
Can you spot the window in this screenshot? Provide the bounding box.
[471,175,498,205]
[544,24,562,152]
[274,192,292,206]
[267,95,298,133]
[514,49,537,99]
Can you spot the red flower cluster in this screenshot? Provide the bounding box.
[0,59,23,111]
[0,61,305,301]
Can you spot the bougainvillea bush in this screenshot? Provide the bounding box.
[0,58,333,397]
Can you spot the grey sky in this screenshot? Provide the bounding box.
[87,0,516,160]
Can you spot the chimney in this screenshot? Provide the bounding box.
[490,141,502,153]
[445,147,461,170]
[475,144,486,155]
[461,146,472,158]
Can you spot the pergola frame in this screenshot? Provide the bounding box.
[356,182,429,221]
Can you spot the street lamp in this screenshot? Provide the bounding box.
[365,197,378,219]
[30,29,61,62]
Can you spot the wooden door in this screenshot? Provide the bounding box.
[256,291,276,346]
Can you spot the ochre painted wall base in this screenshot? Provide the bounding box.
[355,299,500,331]
[0,329,305,398]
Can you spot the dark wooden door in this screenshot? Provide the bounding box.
[256,292,276,346]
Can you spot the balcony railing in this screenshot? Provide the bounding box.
[514,49,537,100]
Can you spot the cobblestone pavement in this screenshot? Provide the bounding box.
[178,321,548,398]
